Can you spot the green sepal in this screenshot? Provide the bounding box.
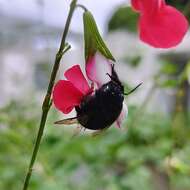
[83,11,115,62]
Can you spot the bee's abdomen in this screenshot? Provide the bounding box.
[75,82,124,130]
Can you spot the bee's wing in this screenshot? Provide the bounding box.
[54,117,78,125]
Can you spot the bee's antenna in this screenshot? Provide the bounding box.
[124,83,142,96]
[106,73,112,79]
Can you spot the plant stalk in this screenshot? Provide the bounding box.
[22,0,77,189]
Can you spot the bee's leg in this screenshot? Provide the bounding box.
[91,128,108,137]
[71,125,83,138]
[91,130,102,137]
[54,117,78,125]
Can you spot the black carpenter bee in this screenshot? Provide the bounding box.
[55,65,141,130]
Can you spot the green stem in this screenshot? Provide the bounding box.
[76,4,88,12]
[22,1,77,189]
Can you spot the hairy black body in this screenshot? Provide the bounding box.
[75,66,124,130]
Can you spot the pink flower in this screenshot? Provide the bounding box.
[53,65,92,114]
[53,53,128,129]
[86,53,112,87]
[131,0,189,48]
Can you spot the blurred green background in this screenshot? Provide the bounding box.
[1,101,190,190]
[0,1,190,190]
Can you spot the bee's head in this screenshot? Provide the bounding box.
[106,64,124,92]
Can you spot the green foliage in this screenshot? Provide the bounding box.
[122,55,142,68]
[108,6,138,33]
[160,61,178,75]
[166,0,189,9]
[0,102,190,190]
[156,58,189,88]
[184,62,190,84]
[158,79,179,88]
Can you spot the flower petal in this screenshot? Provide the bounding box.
[53,80,84,114]
[64,65,91,95]
[139,5,188,48]
[131,0,164,14]
[86,53,112,87]
[132,0,189,48]
[131,0,141,11]
[115,102,128,128]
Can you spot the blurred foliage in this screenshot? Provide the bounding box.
[166,0,189,9]
[187,62,190,84]
[156,60,180,88]
[0,102,190,190]
[156,53,190,89]
[122,55,142,68]
[108,6,138,33]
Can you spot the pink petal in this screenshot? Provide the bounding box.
[115,103,128,128]
[139,5,188,48]
[53,80,84,114]
[131,0,165,14]
[131,0,189,48]
[86,53,112,87]
[64,65,91,95]
[131,0,141,11]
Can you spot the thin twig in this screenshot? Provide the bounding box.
[22,1,77,189]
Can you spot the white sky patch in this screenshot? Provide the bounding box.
[0,0,40,21]
[0,0,129,33]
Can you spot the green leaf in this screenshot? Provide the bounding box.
[108,6,138,33]
[83,11,115,62]
[159,79,179,88]
[160,61,178,75]
[123,55,142,67]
